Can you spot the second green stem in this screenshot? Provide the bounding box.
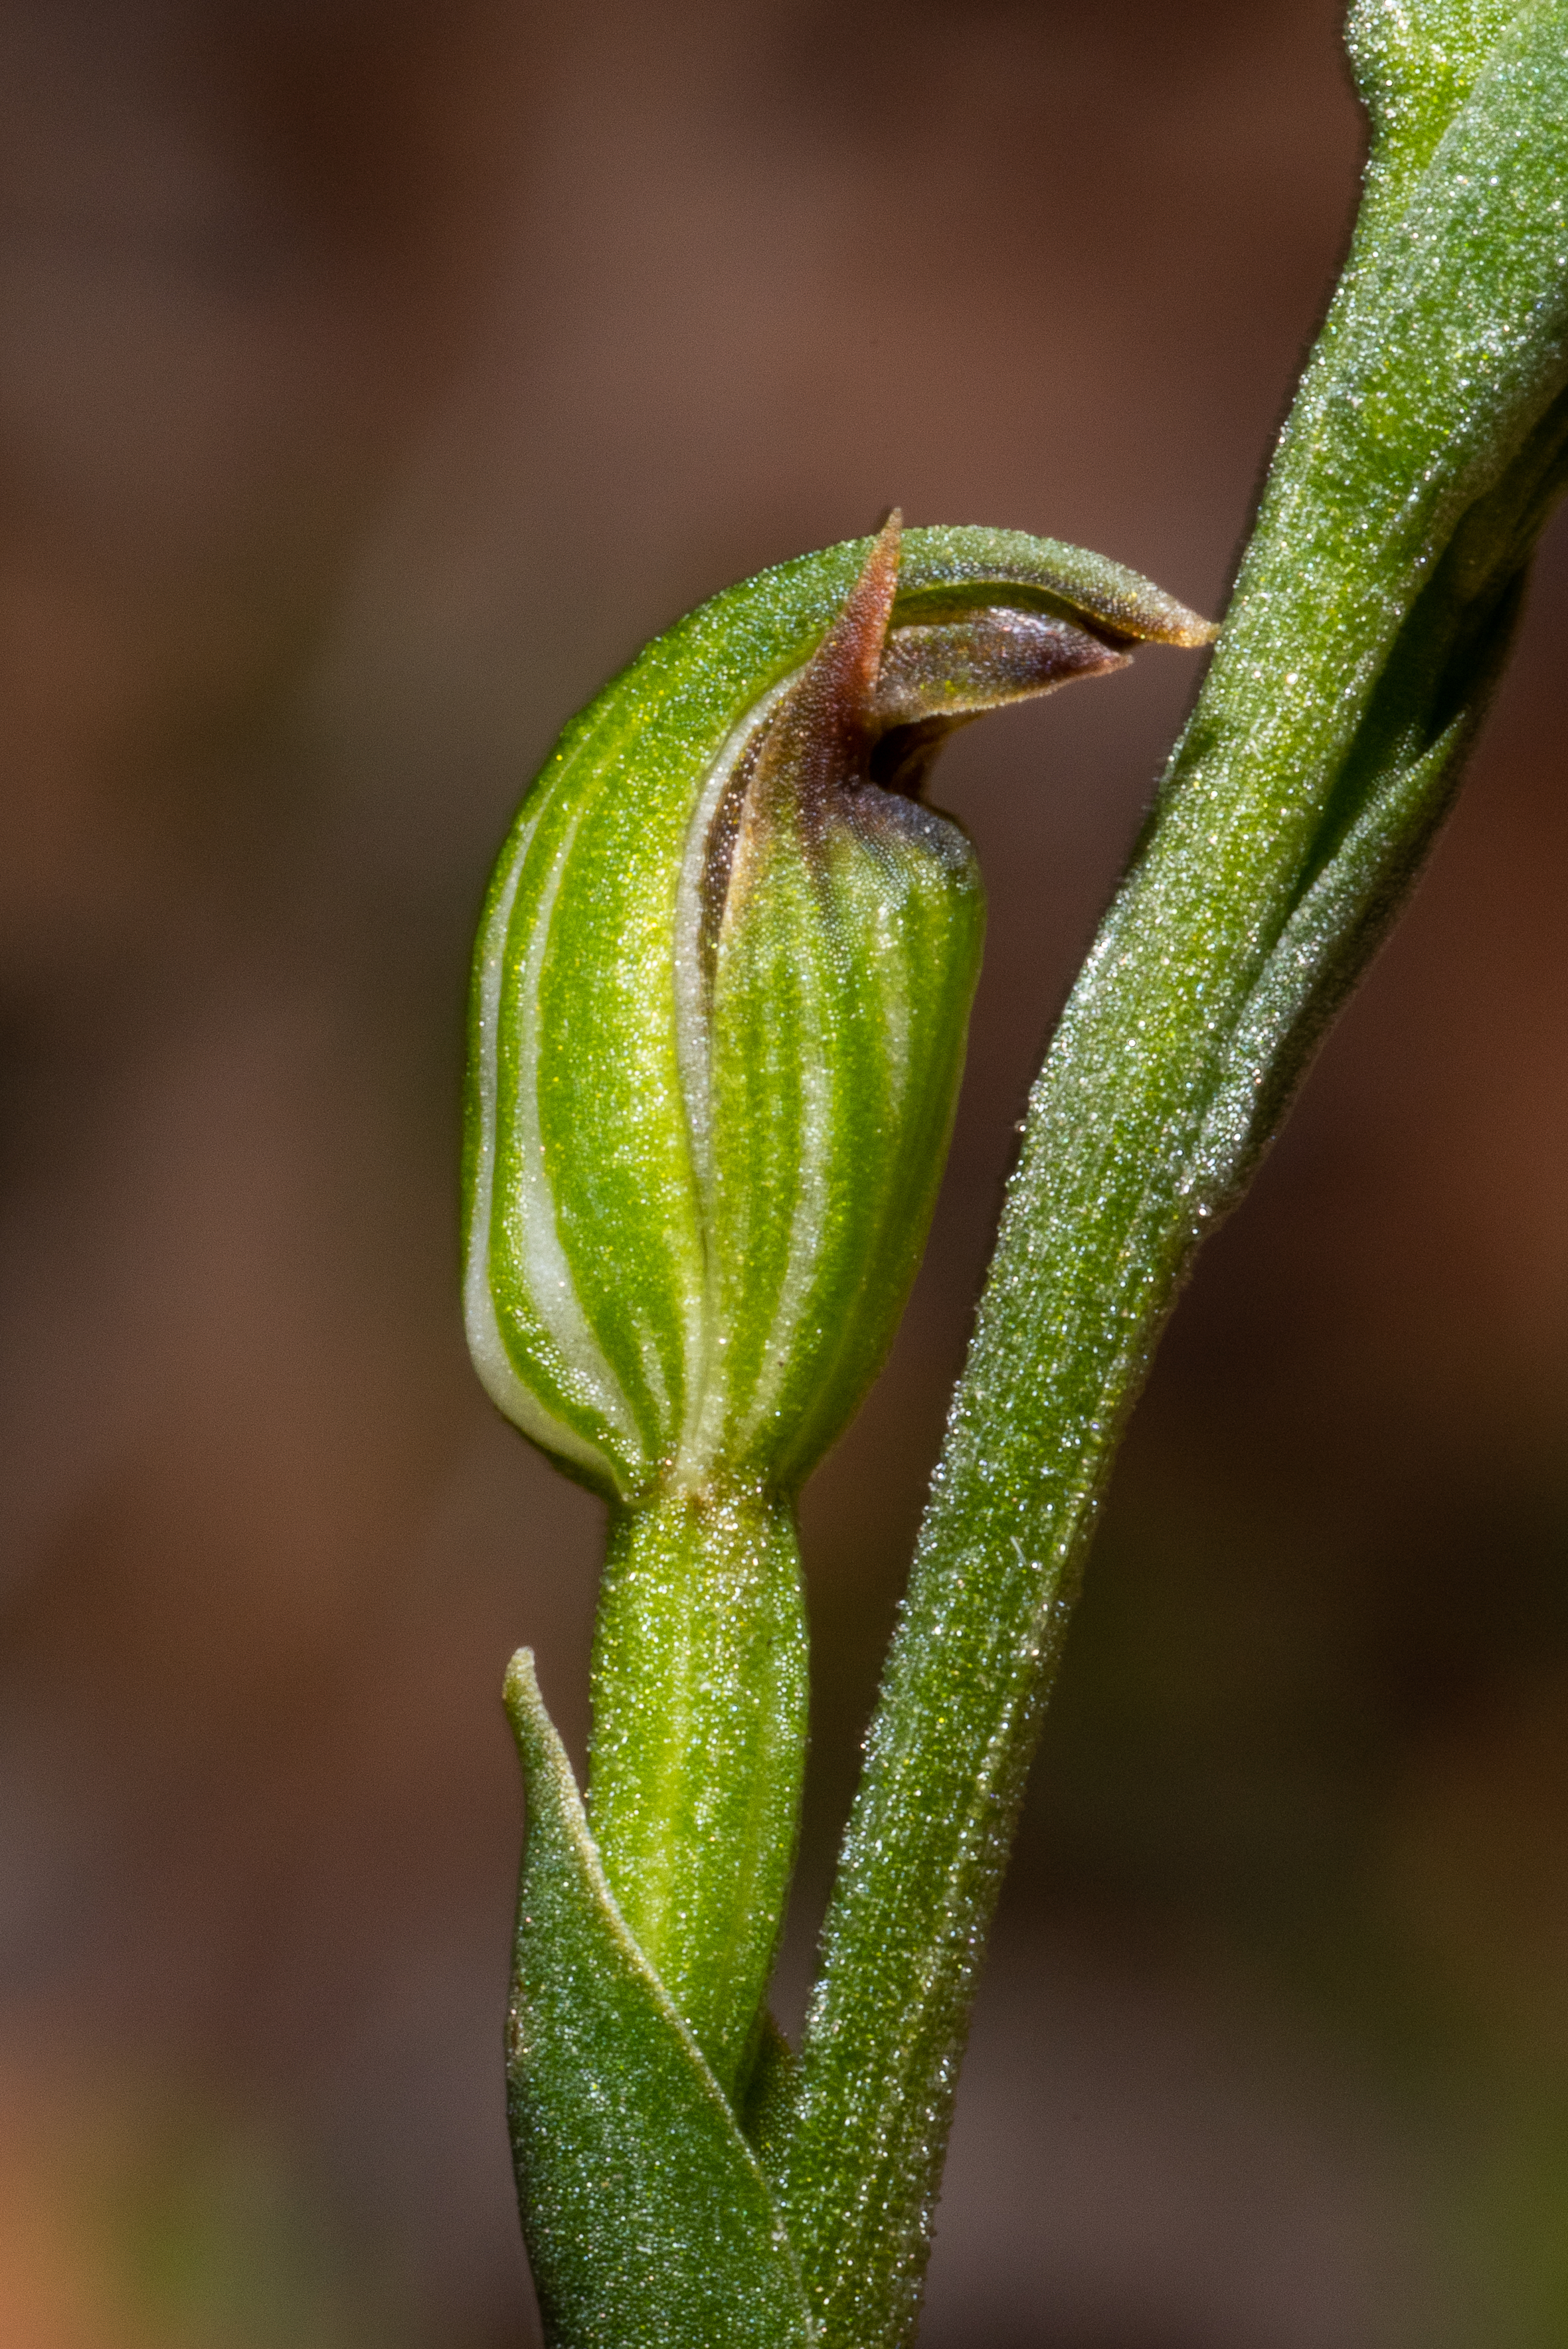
[587,1486,808,2102]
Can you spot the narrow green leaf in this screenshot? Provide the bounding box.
[504,1652,814,2349]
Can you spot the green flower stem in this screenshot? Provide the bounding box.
[773,7,1568,2343]
[588,1487,808,2101]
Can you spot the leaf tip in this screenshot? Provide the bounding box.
[1140,598,1220,650]
[503,1646,550,1771]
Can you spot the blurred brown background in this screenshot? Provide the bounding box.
[1,2,1566,2344]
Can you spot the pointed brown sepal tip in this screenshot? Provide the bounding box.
[744,514,903,818]
[820,509,903,719]
[1134,598,1220,650]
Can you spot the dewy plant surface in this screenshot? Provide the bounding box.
[468,519,1208,2343]
[462,5,1568,2346]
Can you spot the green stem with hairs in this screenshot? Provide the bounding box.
[588,1488,807,2102]
[771,7,1568,2342]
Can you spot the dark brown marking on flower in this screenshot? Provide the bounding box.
[870,608,1127,795]
[698,515,905,982]
[716,512,905,934]
[758,509,902,826]
[702,515,1147,968]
